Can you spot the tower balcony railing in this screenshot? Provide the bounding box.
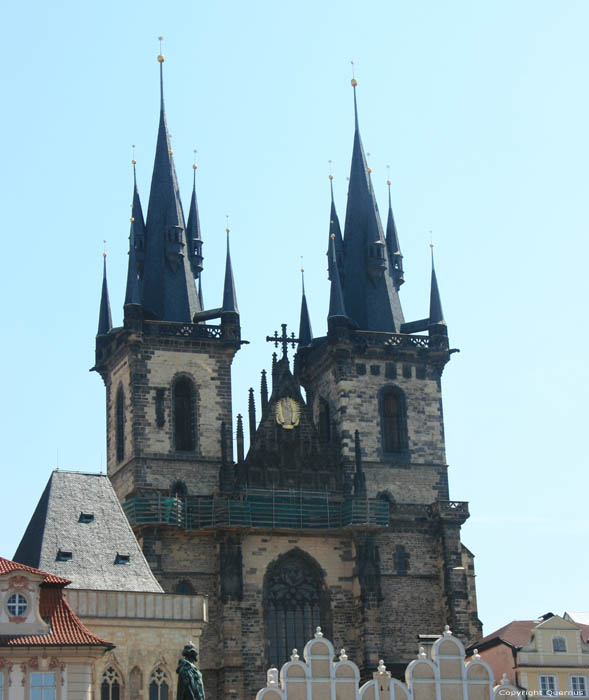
[122,489,390,531]
[143,320,222,340]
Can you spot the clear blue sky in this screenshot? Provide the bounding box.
[1,0,588,637]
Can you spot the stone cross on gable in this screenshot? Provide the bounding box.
[266,324,299,360]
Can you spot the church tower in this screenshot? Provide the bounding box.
[94,59,481,700]
[93,51,241,507]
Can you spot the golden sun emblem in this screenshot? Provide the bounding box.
[275,397,300,430]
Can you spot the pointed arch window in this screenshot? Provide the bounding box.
[380,386,406,454]
[116,387,125,463]
[173,377,195,451]
[264,550,329,669]
[148,668,169,700]
[101,667,122,700]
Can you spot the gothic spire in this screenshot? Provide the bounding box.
[429,247,445,326]
[327,176,344,281]
[221,229,239,314]
[97,255,112,336]
[328,235,348,326]
[130,160,146,276]
[341,80,404,332]
[124,224,141,308]
[298,269,313,347]
[186,162,204,280]
[125,165,143,308]
[385,179,404,290]
[140,52,200,322]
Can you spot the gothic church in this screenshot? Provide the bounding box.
[93,54,482,700]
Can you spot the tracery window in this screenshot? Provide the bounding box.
[149,668,169,700]
[116,386,125,463]
[381,387,406,454]
[101,667,122,700]
[173,378,195,451]
[264,550,329,669]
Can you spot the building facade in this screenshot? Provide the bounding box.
[12,471,208,700]
[0,557,111,700]
[254,626,517,700]
[468,613,589,694]
[93,53,482,699]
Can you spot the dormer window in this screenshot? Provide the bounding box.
[56,550,73,562]
[552,636,567,652]
[79,512,94,523]
[7,592,27,617]
[115,553,130,565]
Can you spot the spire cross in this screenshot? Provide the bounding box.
[266,323,299,360]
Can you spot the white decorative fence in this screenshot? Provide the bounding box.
[255,626,519,700]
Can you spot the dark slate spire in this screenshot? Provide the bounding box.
[298,269,313,347]
[236,414,244,463]
[429,246,445,326]
[221,229,239,314]
[342,80,404,332]
[140,54,200,322]
[186,163,204,279]
[385,179,404,291]
[327,176,344,281]
[130,161,147,276]
[328,235,348,326]
[248,388,256,443]
[125,169,142,309]
[260,369,269,414]
[124,226,142,308]
[198,277,204,310]
[97,255,112,336]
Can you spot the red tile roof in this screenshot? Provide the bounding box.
[470,619,589,652]
[0,557,70,585]
[0,557,112,648]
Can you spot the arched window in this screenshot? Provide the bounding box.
[116,387,125,463]
[380,387,406,454]
[318,398,331,443]
[264,550,329,669]
[175,580,195,595]
[101,667,122,700]
[552,636,567,653]
[171,480,188,499]
[173,378,195,451]
[149,668,169,700]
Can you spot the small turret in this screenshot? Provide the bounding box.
[327,175,344,282]
[130,159,147,276]
[186,161,204,279]
[298,269,313,348]
[327,235,349,334]
[385,179,404,290]
[428,246,447,340]
[221,228,239,316]
[97,255,112,337]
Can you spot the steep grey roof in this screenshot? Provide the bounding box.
[13,471,163,593]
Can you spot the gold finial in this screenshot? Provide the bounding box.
[430,230,434,249]
[130,217,135,222]
[157,36,164,63]
[328,159,333,180]
[193,149,198,170]
[226,214,230,234]
[132,144,136,166]
[103,240,107,258]
[350,60,357,87]
[386,164,391,187]
[330,233,335,240]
